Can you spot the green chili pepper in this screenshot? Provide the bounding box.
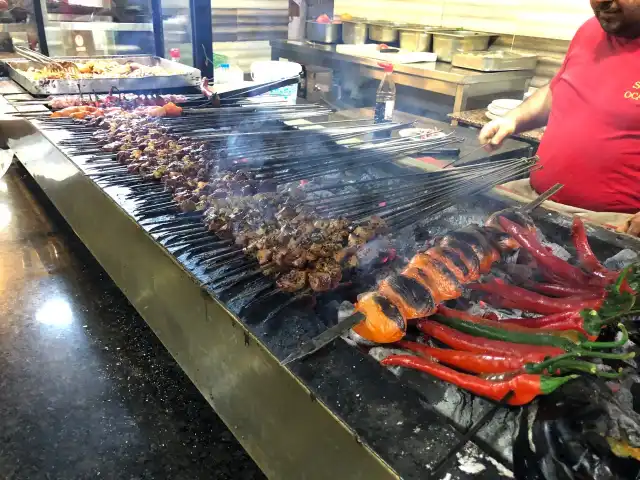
[433,314,578,349]
[434,315,629,353]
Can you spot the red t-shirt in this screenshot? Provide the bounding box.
[530,18,640,213]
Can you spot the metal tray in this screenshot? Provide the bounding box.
[4,55,201,95]
[452,50,538,71]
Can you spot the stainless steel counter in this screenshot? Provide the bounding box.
[270,40,534,120]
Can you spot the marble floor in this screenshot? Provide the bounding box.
[0,163,265,479]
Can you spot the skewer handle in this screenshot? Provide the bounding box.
[281,312,366,366]
[520,182,563,212]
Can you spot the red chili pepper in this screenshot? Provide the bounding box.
[501,310,600,340]
[482,310,500,322]
[398,340,527,374]
[417,320,566,362]
[501,310,578,327]
[437,306,587,342]
[468,279,604,315]
[620,277,638,296]
[522,281,600,298]
[571,217,610,274]
[381,355,574,406]
[498,217,592,285]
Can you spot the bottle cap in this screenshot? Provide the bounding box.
[378,61,394,73]
[169,48,180,58]
[220,63,230,69]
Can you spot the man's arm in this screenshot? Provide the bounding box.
[478,84,553,150]
[625,213,640,236]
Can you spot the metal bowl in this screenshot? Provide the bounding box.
[342,20,368,44]
[398,29,432,52]
[367,21,401,43]
[432,30,493,62]
[306,21,342,44]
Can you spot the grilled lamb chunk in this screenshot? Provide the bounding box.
[276,270,307,292]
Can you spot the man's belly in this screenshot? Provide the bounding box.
[531,135,640,214]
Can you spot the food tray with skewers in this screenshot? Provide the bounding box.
[4,55,201,95]
[4,95,640,479]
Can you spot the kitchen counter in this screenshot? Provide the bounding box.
[449,108,544,143]
[270,40,534,117]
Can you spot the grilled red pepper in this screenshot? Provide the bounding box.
[437,305,587,342]
[571,217,612,276]
[381,354,574,406]
[398,341,531,374]
[498,216,594,286]
[469,278,604,315]
[522,281,600,298]
[396,340,631,375]
[417,320,566,362]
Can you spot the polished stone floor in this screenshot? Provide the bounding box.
[0,164,265,479]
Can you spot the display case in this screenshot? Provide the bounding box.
[10,0,211,76]
[0,0,38,53]
[37,0,155,56]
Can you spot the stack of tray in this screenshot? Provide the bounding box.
[452,50,538,72]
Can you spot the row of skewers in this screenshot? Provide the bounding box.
[42,104,535,299]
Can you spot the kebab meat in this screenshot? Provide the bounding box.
[71,110,390,293]
[51,102,183,119]
[49,93,188,111]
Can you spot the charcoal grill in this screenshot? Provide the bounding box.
[3,87,640,480]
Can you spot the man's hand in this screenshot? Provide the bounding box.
[625,212,640,236]
[478,116,517,152]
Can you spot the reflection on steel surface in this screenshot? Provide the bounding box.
[35,297,74,327]
[0,149,12,179]
[0,203,11,229]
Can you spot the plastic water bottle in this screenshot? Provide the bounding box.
[374,62,396,123]
[214,63,230,84]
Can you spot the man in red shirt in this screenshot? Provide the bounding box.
[479,0,640,236]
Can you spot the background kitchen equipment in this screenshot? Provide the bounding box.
[300,65,333,102]
[306,20,342,43]
[367,21,401,43]
[432,30,494,62]
[336,44,437,63]
[251,60,303,104]
[342,18,368,44]
[398,26,432,52]
[452,50,538,71]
